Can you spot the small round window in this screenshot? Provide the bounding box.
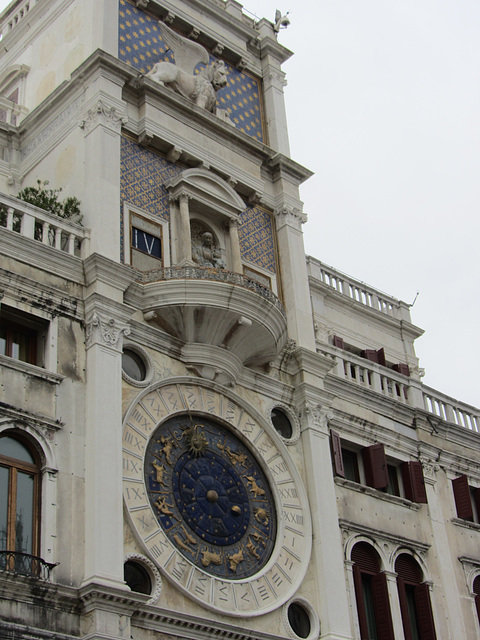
[288,602,311,639]
[124,560,152,595]
[122,348,147,382]
[271,408,293,439]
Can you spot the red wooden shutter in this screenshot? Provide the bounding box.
[352,564,369,640]
[452,475,473,520]
[473,487,480,523]
[363,444,388,489]
[361,349,379,363]
[474,576,480,625]
[396,577,413,640]
[401,462,427,503]
[371,573,395,640]
[376,348,386,367]
[333,335,345,349]
[415,583,437,640]
[330,430,345,478]
[393,363,410,376]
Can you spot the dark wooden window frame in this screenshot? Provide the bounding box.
[352,542,394,640]
[452,475,480,521]
[0,434,41,556]
[0,318,38,365]
[396,553,437,640]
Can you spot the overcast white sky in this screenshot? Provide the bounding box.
[242,0,480,408]
[1,0,478,408]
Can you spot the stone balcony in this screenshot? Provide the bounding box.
[126,266,288,384]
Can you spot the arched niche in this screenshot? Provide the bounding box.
[165,168,246,272]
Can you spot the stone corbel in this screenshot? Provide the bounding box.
[167,146,182,163]
[248,191,261,206]
[138,131,153,148]
[86,312,130,352]
[164,12,175,25]
[79,100,128,137]
[213,43,224,56]
[135,0,149,8]
[236,58,248,71]
[188,27,200,40]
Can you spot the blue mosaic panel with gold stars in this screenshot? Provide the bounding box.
[238,205,276,275]
[119,0,264,142]
[121,135,181,222]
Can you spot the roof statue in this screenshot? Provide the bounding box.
[146,22,228,114]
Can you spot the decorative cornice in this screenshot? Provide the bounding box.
[79,100,128,136]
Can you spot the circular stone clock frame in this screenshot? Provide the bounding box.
[123,379,312,617]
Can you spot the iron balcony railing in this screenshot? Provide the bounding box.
[0,550,58,580]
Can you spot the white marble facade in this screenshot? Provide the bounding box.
[0,2,479,640]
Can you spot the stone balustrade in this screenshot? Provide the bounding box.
[321,340,480,433]
[135,265,286,316]
[0,194,89,258]
[307,257,411,322]
[319,344,411,404]
[423,387,480,432]
[0,0,36,39]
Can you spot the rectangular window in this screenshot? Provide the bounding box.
[386,464,400,497]
[0,307,43,366]
[452,475,479,521]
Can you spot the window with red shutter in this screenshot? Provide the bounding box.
[473,576,480,627]
[330,430,345,478]
[361,349,379,363]
[333,335,345,349]
[362,444,388,490]
[352,542,394,640]
[401,461,427,503]
[376,348,386,367]
[452,475,474,521]
[396,554,437,640]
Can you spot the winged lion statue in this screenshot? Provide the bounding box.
[146,22,228,114]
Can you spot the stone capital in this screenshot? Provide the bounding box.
[86,312,130,352]
[80,100,128,137]
[275,205,308,229]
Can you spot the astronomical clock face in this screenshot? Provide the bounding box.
[123,381,311,616]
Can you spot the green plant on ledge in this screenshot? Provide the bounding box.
[17,180,82,223]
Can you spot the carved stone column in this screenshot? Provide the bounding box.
[275,205,315,349]
[80,98,127,261]
[176,193,193,265]
[83,309,130,588]
[262,64,290,155]
[299,403,354,640]
[226,219,242,273]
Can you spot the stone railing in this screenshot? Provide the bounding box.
[322,341,480,432]
[307,257,411,322]
[0,0,37,39]
[135,265,286,316]
[0,194,89,258]
[423,387,480,432]
[320,344,411,404]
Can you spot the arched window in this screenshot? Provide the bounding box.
[0,433,40,567]
[351,541,394,640]
[474,576,480,627]
[395,554,437,640]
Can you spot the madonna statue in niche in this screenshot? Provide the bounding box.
[191,223,226,269]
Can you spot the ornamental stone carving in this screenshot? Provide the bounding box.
[86,312,130,351]
[191,224,225,269]
[79,100,128,136]
[145,23,227,114]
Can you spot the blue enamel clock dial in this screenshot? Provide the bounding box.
[144,414,277,580]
